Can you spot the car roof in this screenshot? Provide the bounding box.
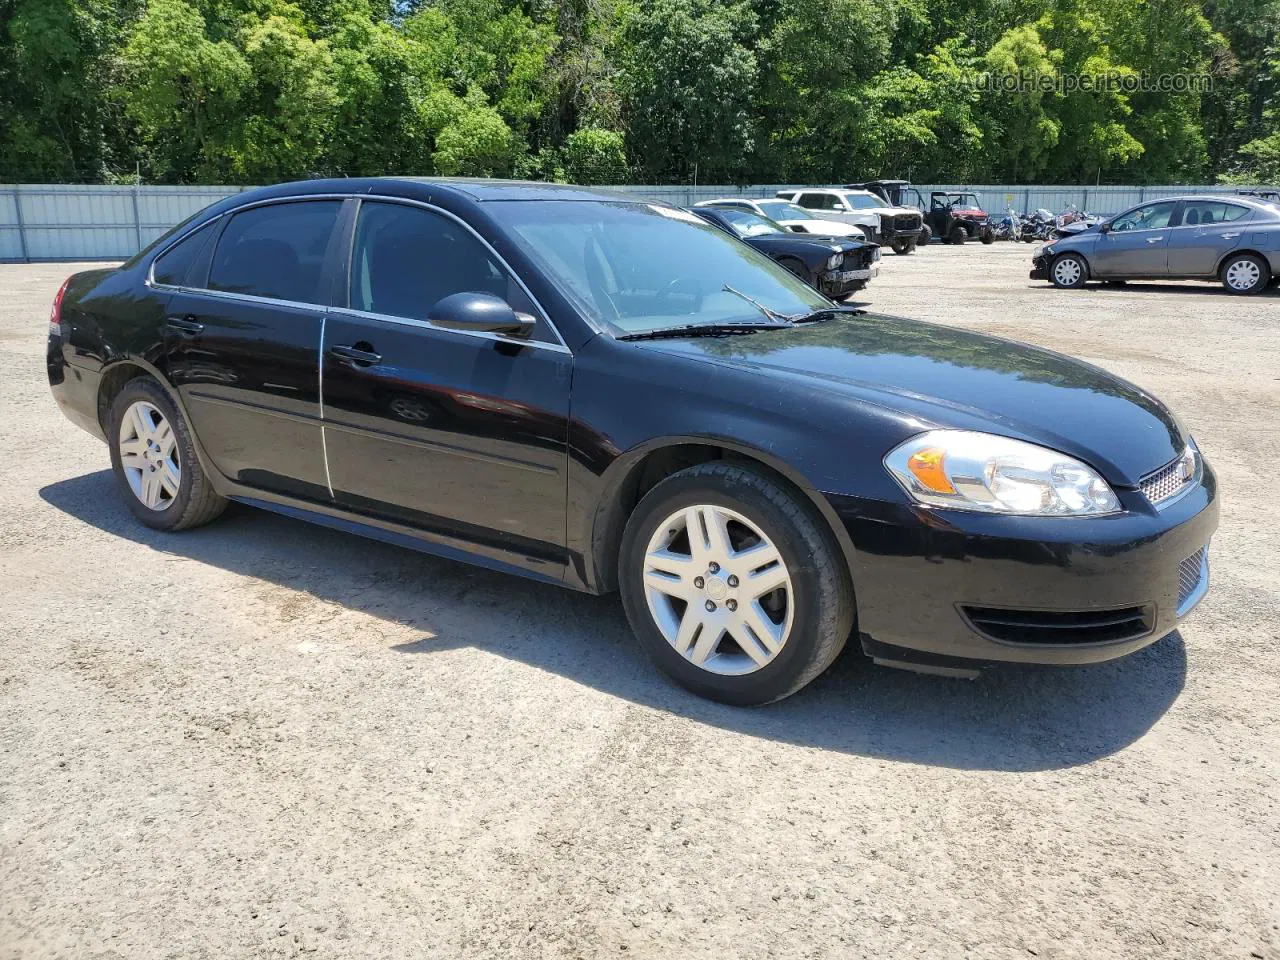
[234,177,640,205]
[695,198,762,207]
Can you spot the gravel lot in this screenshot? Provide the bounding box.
[2,243,1277,959]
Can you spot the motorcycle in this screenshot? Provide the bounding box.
[990,208,1022,241]
[1053,205,1104,238]
[1020,208,1055,242]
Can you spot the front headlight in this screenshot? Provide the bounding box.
[884,430,1121,516]
[826,253,842,270]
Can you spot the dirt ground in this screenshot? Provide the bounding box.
[2,243,1277,959]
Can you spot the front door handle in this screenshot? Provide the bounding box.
[1146,236,1164,243]
[165,315,204,335]
[328,343,382,366]
[1220,231,1241,239]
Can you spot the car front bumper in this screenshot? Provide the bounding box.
[824,466,1219,670]
[1030,251,1052,280]
[820,264,878,297]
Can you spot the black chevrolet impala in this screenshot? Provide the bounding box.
[47,179,1218,704]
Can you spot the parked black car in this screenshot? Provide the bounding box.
[690,205,879,298]
[48,178,1218,705]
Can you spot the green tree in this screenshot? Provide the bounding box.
[981,23,1061,180]
[617,0,759,181]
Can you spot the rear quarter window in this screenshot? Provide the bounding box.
[152,222,216,287]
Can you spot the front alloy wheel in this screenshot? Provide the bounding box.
[642,504,793,675]
[618,462,853,705]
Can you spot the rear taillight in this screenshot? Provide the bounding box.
[49,276,71,338]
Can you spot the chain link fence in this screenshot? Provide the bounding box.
[2,181,1274,261]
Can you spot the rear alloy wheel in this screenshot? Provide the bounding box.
[1220,253,1269,295]
[619,462,853,705]
[109,377,227,531]
[948,225,966,245]
[1050,252,1089,289]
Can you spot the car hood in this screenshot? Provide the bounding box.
[749,234,868,255]
[640,314,1184,484]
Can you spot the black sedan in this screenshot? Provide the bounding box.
[48,179,1217,705]
[690,205,880,298]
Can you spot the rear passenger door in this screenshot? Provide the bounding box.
[319,199,571,574]
[1166,200,1250,276]
[161,198,345,502]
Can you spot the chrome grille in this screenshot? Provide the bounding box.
[1140,450,1195,506]
[1177,546,1208,614]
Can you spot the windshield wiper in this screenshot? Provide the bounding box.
[617,321,794,342]
[784,305,867,324]
[721,285,794,323]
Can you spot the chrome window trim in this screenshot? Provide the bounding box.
[147,192,572,354]
[324,303,571,354]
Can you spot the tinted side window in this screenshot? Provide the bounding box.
[1181,201,1250,225]
[1111,201,1177,232]
[350,201,543,335]
[799,193,834,210]
[153,222,215,287]
[208,200,341,303]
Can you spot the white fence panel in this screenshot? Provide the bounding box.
[1,182,1274,261]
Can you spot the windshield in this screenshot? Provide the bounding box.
[713,208,786,237]
[488,200,829,336]
[839,193,884,210]
[755,200,813,221]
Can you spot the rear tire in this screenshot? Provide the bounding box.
[1220,252,1270,295]
[618,462,853,705]
[980,228,995,245]
[108,377,227,531]
[918,225,932,245]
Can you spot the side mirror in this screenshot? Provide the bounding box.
[833,203,848,212]
[428,291,534,338]
[1098,222,1111,234]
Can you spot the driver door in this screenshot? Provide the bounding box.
[1093,200,1179,277]
[320,199,572,572]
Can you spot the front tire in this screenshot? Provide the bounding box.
[1050,252,1089,289]
[1220,253,1270,295]
[890,239,916,255]
[948,225,966,245]
[108,377,227,531]
[980,227,995,245]
[618,462,853,705]
[918,225,932,245]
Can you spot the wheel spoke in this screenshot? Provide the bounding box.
[154,420,175,455]
[130,404,155,441]
[671,608,703,656]
[699,506,733,562]
[727,619,772,667]
[119,436,147,457]
[159,459,181,496]
[743,561,788,600]
[733,539,780,575]
[742,601,785,654]
[688,621,721,665]
[120,453,148,474]
[141,472,162,508]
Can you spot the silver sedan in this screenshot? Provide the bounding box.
[1031,195,1280,295]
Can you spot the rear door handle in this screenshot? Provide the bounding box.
[165,315,204,335]
[328,344,382,366]
[1146,236,1164,243]
[1220,231,1240,239]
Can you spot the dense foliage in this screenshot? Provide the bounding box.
[0,0,1275,184]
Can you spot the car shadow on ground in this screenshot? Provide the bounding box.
[42,470,1187,773]
[1027,280,1280,297]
